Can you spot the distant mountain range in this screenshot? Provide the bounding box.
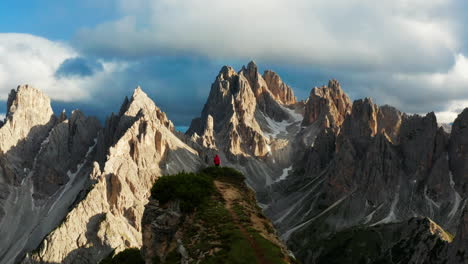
[0,61,466,264]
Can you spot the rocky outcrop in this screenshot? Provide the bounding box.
[190,115,216,149]
[341,98,379,153]
[141,199,184,264]
[187,62,286,158]
[142,168,294,264]
[31,110,101,200]
[263,70,296,105]
[446,207,467,263]
[399,112,438,176]
[268,102,467,263]
[302,79,352,129]
[449,108,468,196]
[0,86,101,264]
[23,88,202,264]
[377,105,404,143]
[0,85,56,185]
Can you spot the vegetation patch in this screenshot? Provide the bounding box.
[151,171,214,213]
[201,166,245,185]
[150,166,291,264]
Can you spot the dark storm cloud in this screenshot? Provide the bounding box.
[55,57,103,78]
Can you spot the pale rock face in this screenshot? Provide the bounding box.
[188,63,270,158]
[0,86,101,264]
[302,79,352,130]
[0,85,57,185]
[263,70,297,105]
[2,85,55,152]
[188,61,303,162]
[198,115,216,149]
[23,88,201,264]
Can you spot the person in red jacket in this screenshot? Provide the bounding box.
[214,154,221,167]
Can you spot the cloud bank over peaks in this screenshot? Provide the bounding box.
[0,33,128,102]
[75,0,458,72]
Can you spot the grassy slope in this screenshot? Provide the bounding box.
[133,166,295,264]
[172,167,292,264]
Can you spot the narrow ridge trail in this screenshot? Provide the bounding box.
[214,181,271,264]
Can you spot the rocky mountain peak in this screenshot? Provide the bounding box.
[399,112,438,175]
[127,87,173,130]
[5,84,54,123]
[125,86,154,116]
[377,105,403,143]
[0,85,56,156]
[246,60,258,73]
[239,60,265,98]
[302,79,352,129]
[188,62,304,158]
[263,70,297,105]
[327,79,341,91]
[219,66,237,80]
[239,60,258,79]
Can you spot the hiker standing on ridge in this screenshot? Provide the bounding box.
[214,154,220,167]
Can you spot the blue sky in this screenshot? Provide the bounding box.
[0,0,467,129]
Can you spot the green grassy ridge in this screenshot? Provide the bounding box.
[100,167,290,264]
[153,167,289,264]
[150,166,245,213]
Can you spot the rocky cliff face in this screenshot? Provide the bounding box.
[0,85,101,264]
[185,62,466,263]
[266,95,466,263]
[187,62,300,155]
[186,62,305,192]
[22,88,202,264]
[302,79,352,130]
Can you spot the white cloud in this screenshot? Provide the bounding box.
[76,0,458,71]
[435,101,468,124]
[0,33,128,102]
[393,54,468,123]
[70,0,468,124]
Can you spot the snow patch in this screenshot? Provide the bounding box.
[274,166,293,183]
[282,194,349,240]
[371,186,400,226]
[263,115,290,138]
[363,204,383,225]
[448,172,462,219]
[262,106,303,139]
[280,105,303,123]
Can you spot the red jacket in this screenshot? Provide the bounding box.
[214,155,220,166]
